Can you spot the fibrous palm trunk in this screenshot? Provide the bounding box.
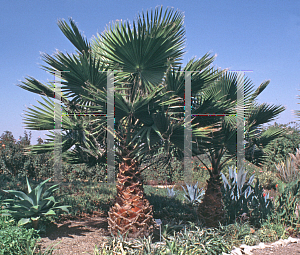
[197,173,225,228]
[108,157,156,239]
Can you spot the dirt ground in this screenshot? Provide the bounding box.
[38,215,112,255]
[251,242,300,255]
[38,215,300,255]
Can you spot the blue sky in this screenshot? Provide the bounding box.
[1,0,300,145]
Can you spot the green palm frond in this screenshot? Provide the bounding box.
[40,51,108,108]
[18,7,286,180]
[245,102,286,127]
[22,95,74,131]
[248,80,270,102]
[92,6,186,94]
[57,18,90,55]
[188,70,286,173]
[17,77,70,105]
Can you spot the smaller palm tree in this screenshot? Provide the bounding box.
[191,73,286,227]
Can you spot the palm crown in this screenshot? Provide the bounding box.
[19,7,226,172]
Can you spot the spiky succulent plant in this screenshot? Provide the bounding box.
[166,187,177,198]
[1,177,70,229]
[181,182,205,206]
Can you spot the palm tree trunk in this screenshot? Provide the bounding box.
[197,148,226,227]
[107,157,156,239]
[197,172,225,228]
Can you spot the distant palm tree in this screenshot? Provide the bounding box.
[18,7,226,238]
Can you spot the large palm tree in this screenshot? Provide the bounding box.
[18,7,228,238]
[190,73,286,227]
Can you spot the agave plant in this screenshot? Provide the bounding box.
[181,182,205,206]
[221,165,273,226]
[1,177,70,229]
[221,165,255,224]
[221,165,255,199]
[166,187,177,198]
[248,178,273,227]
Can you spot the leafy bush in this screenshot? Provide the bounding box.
[261,122,300,170]
[141,155,185,185]
[244,234,260,246]
[275,179,300,233]
[261,213,288,240]
[0,216,40,255]
[219,222,252,247]
[140,151,212,185]
[55,182,116,217]
[0,130,108,181]
[257,170,279,190]
[62,162,107,182]
[0,131,55,179]
[145,192,198,223]
[257,226,278,243]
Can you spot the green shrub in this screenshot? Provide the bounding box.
[261,213,288,240]
[244,235,260,246]
[257,170,279,190]
[219,222,252,248]
[55,182,116,217]
[98,223,232,255]
[0,216,40,255]
[275,179,300,233]
[145,191,198,223]
[257,226,278,243]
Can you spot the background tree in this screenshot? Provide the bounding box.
[256,122,300,171]
[0,131,51,178]
[0,131,33,177]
